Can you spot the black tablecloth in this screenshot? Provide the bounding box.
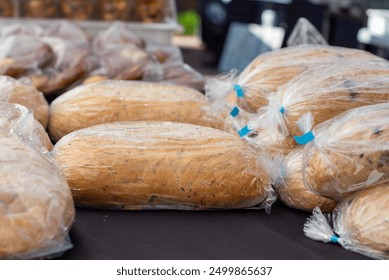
[59,201,368,260]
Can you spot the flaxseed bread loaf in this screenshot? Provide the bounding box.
[0,128,74,259]
[49,80,224,141]
[52,122,273,210]
[0,76,49,127]
[303,103,389,201]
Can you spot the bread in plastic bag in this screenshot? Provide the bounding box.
[0,127,74,259]
[206,45,385,115]
[304,183,389,259]
[160,62,206,91]
[48,80,224,141]
[51,121,275,211]
[0,35,53,77]
[0,102,52,151]
[274,148,337,212]
[300,103,389,201]
[0,75,49,127]
[42,21,91,46]
[28,37,92,95]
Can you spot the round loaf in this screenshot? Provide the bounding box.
[236,45,385,112]
[303,103,389,200]
[49,80,224,141]
[333,183,389,259]
[0,76,49,128]
[52,121,271,210]
[0,128,74,259]
[276,148,337,212]
[0,102,52,151]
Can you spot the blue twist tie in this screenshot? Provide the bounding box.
[238,125,252,138]
[280,106,285,114]
[293,131,315,145]
[233,84,244,98]
[230,106,240,118]
[330,235,340,244]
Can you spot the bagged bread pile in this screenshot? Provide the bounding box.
[49,80,224,141]
[0,115,75,259]
[304,183,389,259]
[51,121,275,211]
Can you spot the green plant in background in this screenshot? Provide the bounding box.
[177,10,201,36]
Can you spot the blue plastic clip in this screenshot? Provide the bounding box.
[230,106,240,118]
[330,235,340,244]
[238,125,252,138]
[233,84,244,98]
[293,131,315,145]
[280,106,285,114]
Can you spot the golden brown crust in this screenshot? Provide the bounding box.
[0,128,74,259]
[276,149,337,212]
[60,0,94,20]
[52,122,270,209]
[22,0,57,18]
[135,0,166,23]
[99,0,131,21]
[0,0,13,17]
[48,80,224,141]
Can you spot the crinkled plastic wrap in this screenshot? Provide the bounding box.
[0,128,75,259]
[49,80,224,141]
[28,37,92,95]
[300,103,389,201]
[51,121,275,212]
[274,148,337,212]
[160,62,206,91]
[0,35,53,77]
[0,102,52,151]
[42,21,91,46]
[0,75,49,127]
[304,183,389,260]
[243,63,389,155]
[206,45,386,116]
[0,23,43,37]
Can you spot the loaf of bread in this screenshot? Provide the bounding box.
[49,80,224,141]
[0,102,52,151]
[99,0,131,21]
[22,0,57,18]
[0,0,13,17]
[0,76,49,127]
[135,0,166,23]
[52,122,272,210]
[275,148,337,212]
[29,38,90,95]
[0,35,53,77]
[301,103,389,201]
[0,128,74,259]
[237,45,386,112]
[60,0,94,20]
[333,183,389,259]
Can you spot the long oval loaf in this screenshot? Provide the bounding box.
[0,128,74,259]
[0,102,52,151]
[303,103,389,200]
[52,122,271,210]
[0,76,49,128]
[49,80,224,141]
[236,45,385,112]
[333,183,389,259]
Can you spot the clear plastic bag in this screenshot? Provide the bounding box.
[298,103,389,201]
[304,183,389,260]
[0,75,49,128]
[205,45,386,116]
[0,127,74,259]
[0,102,52,151]
[51,121,275,213]
[48,80,224,141]
[0,34,53,77]
[0,23,43,38]
[42,21,91,46]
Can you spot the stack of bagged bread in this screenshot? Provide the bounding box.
[206,44,389,258]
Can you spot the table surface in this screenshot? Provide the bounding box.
[58,201,368,260]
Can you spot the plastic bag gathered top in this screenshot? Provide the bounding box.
[49,80,224,141]
[51,121,275,212]
[304,183,389,260]
[0,128,75,259]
